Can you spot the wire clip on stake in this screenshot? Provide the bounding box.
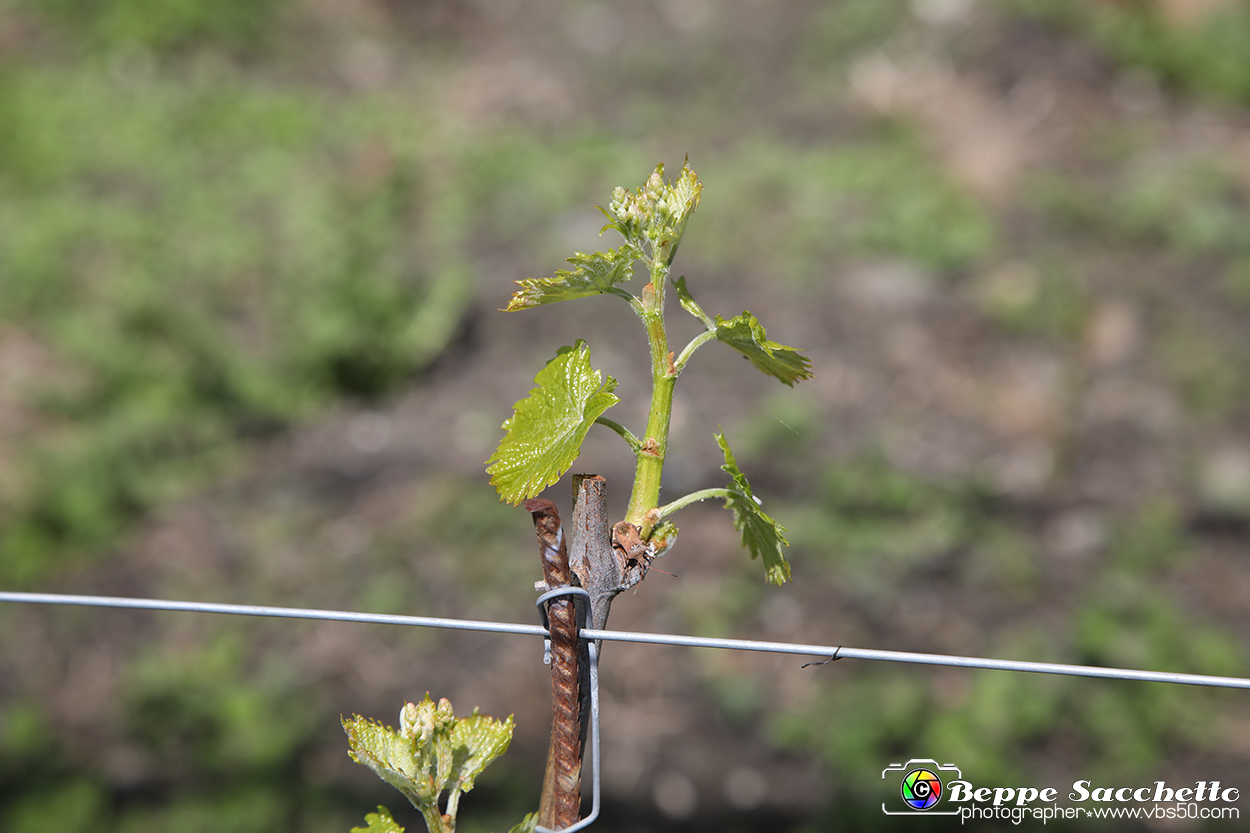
[535,586,590,666]
[535,586,600,833]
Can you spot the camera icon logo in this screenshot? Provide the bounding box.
[882,759,962,816]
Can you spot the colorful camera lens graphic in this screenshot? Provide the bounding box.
[900,767,944,810]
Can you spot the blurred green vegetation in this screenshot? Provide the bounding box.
[1030,157,1250,258]
[696,137,995,281]
[2,0,1250,831]
[1015,0,1250,105]
[0,41,477,583]
[11,0,280,55]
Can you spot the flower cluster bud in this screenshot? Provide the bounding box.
[400,695,456,743]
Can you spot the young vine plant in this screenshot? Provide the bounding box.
[488,159,811,584]
[343,696,519,833]
[344,160,811,833]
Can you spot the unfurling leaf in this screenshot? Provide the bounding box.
[344,695,514,833]
[343,712,438,809]
[674,278,811,384]
[672,275,713,328]
[505,246,637,310]
[646,519,679,560]
[450,711,515,794]
[715,430,791,585]
[713,311,812,386]
[487,341,619,504]
[352,806,405,833]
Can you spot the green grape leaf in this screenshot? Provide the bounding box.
[715,430,791,585]
[505,246,637,310]
[713,311,813,386]
[654,161,702,264]
[487,341,619,504]
[351,806,405,833]
[450,710,515,794]
[507,813,539,833]
[343,712,437,810]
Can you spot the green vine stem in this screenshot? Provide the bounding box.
[656,487,732,522]
[593,416,641,453]
[624,280,677,537]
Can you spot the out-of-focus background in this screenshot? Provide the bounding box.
[3,0,1250,830]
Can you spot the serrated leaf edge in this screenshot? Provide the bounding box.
[715,429,792,585]
[504,246,639,311]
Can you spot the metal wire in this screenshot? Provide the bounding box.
[0,591,547,637]
[3,591,1250,689]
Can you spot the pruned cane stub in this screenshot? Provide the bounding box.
[567,475,652,633]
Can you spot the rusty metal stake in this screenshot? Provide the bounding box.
[526,498,582,830]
